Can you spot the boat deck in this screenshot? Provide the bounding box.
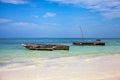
[22,44,69,51]
[73,41,105,46]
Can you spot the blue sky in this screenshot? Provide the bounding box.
[0,0,120,38]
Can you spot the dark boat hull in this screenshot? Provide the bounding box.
[73,42,105,46]
[22,44,69,51]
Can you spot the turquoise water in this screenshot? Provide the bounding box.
[0,38,120,67]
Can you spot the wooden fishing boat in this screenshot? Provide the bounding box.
[73,40,105,46]
[22,44,69,51]
[72,26,105,46]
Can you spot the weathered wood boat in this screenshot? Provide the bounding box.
[73,26,105,46]
[73,40,105,46]
[22,44,69,51]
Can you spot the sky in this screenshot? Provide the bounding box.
[0,0,120,38]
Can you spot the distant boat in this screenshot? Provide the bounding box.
[73,26,105,46]
[22,44,69,51]
[73,40,105,46]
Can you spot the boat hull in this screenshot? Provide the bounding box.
[73,42,105,46]
[22,44,69,51]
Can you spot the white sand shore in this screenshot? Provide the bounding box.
[0,55,120,80]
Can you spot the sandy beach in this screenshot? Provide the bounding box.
[0,55,120,80]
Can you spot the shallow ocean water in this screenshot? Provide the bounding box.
[0,38,120,68]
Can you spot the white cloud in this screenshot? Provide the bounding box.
[0,18,12,23]
[41,22,61,26]
[43,12,56,18]
[11,22,39,26]
[0,0,28,4]
[47,0,120,18]
[34,15,39,18]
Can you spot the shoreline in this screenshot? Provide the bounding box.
[0,55,120,80]
[0,54,119,71]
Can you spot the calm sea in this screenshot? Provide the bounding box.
[0,38,120,68]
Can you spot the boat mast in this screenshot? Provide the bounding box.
[79,26,84,42]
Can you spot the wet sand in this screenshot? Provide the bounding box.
[0,55,120,80]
